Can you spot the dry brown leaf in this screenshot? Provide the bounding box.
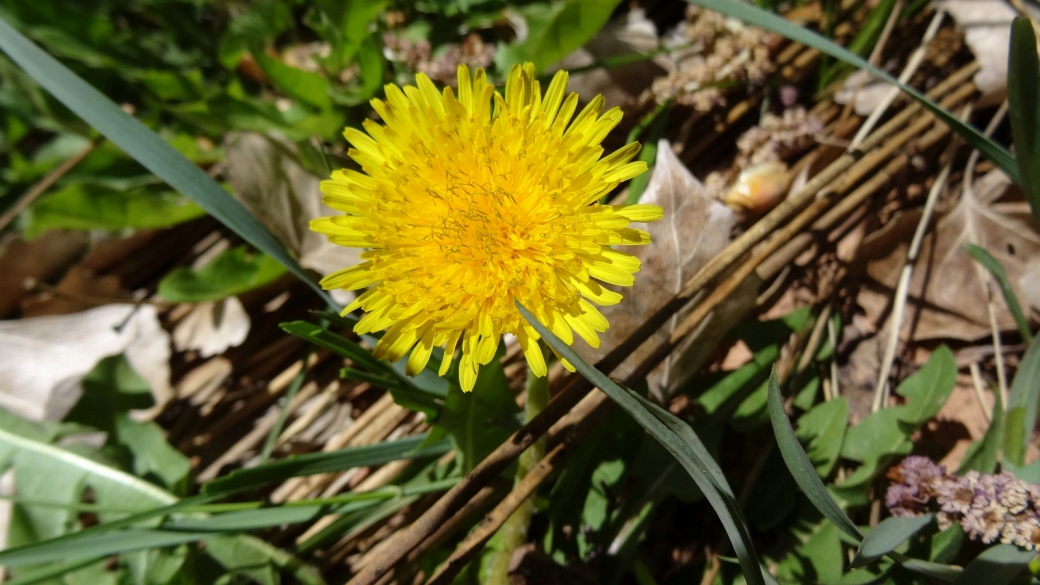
[0,231,86,318]
[20,265,128,318]
[0,304,171,421]
[224,132,361,303]
[857,169,1040,340]
[172,297,251,358]
[575,140,749,399]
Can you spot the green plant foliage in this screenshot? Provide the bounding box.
[775,522,844,584]
[952,543,1035,585]
[794,397,849,478]
[964,243,1033,344]
[1003,337,1040,466]
[852,515,934,567]
[496,0,624,72]
[23,182,205,238]
[203,434,451,494]
[434,343,520,472]
[836,346,957,501]
[158,245,287,303]
[253,51,334,111]
[1008,17,1040,228]
[64,356,191,494]
[518,302,769,585]
[958,391,1004,474]
[0,14,331,303]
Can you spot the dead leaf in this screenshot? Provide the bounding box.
[938,0,1021,104]
[0,304,171,421]
[857,169,1040,340]
[172,297,251,358]
[224,132,361,303]
[0,231,87,318]
[576,140,749,399]
[20,265,128,318]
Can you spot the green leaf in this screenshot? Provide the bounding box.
[252,51,332,111]
[894,345,957,426]
[313,0,388,70]
[930,524,964,564]
[952,543,1036,585]
[794,397,849,477]
[202,434,451,494]
[0,16,331,304]
[958,390,1003,474]
[1004,337,1040,465]
[23,182,205,238]
[158,246,287,303]
[517,302,768,585]
[776,522,844,584]
[683,0,1019,184]
[1008,17,1040,227]
[964,243,1033,344]
[495,0,625,72]
[840,408,912,464]
[434,343,520,472]
[852,515,934,567]
[204,534,325,585]
[766,369,864,542]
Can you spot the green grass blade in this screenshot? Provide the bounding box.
[1008,17,1040,227]
[517,301,767,585]
[683,0,1019,185]
[766,369,864,542]
[0,16,332,306]
[1003,336,1040,465]
[202,434,451,493]
[964,244,1033,344]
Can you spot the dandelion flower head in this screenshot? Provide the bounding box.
[311,63,663,391]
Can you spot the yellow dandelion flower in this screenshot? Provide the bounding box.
[310,62,663,392]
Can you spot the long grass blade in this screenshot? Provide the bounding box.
[0,16,333,305]
[517,301,767,585]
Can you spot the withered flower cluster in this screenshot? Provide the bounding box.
[886,456,1040,550]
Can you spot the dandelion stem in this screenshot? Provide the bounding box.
[486,366,549,585]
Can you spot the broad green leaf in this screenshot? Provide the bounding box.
[495,0,625,72]
[840,408,912,464]
[158,246,287,303]
[434,343,520,472]
[313,0,388,70]
[894,345,957,426]
[776,522,844,584]
[794,397,849,477]
[766,370,863,542]
[697,344,780,413]
[952,543,1036,585]
[958,390,1003,474]
[1003,337,1040,465]
[518,302,768,585]
[0,16,331,304]
[217,0,293,69]
[1008,17,1040,227]
[930,524,964,564]
[852,515,934,567]
[23,183,205,238]
[252,51,332,111]
[683,0,1018,184]
[202,434,451,494]
[204,534,325,585]
[964,244,1033,344]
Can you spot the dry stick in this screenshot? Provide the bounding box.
[345,64,978,585]
[968,362,992,422]
[827,315,841,400]
[0,140,96,232]
[848,9,946,150]
[872,135,962,411]
[422,85,978,585]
